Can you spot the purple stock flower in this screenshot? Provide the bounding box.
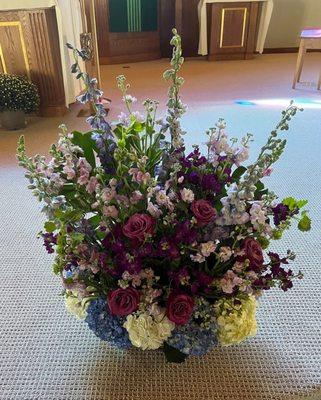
[187,171,201,185]
[273,204,290,226]
[158,238,180,259]
[174,221,197,245]
[201,174,221,192]
[42,232,57,254]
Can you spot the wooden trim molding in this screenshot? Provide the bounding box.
[264,47,321,54]
[220,7,248,48]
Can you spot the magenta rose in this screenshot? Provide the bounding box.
[123,213,155,242]
[191,200,216,227]
[166,293,194,325]
[107,287,140,316]
[243,238,264,270]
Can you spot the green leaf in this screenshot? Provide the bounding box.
[231,166,247,182]
[44,221,56,233]
[255,181,265,192]
[298,215,311,232]
[257,236,270,249]
[89,214,101,228]
[296,199,308,209]
[163,343,188,364]
[282,197,297,211]
[71,131,97,169]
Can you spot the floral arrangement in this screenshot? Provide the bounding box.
[17,30,311,363]
[0,74,39,113]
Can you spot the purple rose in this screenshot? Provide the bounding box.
[166,293,194,325]
[191,200,217,227]
[123,213,155,242]
[107,287,140,316]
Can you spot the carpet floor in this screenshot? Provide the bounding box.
[0,55,321,400]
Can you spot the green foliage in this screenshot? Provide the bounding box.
[0,74,39,113]
[44,221,56,233]
[71,131,99,168]
[231,166,247,183]
[257,236,270,249]
[282,197,308,211]
[298,214,311,232]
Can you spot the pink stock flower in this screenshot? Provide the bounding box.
[263,167,273,177]
[220,270,243,294]
[147,202,162,218]
[129,168,151,184]
[101,187,116,203]
[130,190,144,204]
[180,188,195,203]
[103,205,119,219]
[86,176,99,194]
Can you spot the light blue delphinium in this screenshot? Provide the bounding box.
[85,298,132,349]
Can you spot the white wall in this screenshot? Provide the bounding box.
[265,0,321,48]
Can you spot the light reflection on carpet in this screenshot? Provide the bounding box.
[236,98,321,109]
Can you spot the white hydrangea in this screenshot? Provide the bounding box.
[123,312,175,350]
[65,294,89,320]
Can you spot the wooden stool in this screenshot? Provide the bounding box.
[292,28,321,90]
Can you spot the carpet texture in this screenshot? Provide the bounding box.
[0,106,320,400]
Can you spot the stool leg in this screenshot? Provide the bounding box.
[318,68,321,90]
[293,40,306,89]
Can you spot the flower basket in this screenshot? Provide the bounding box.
[0,74,39,130]
[17,30,311,363]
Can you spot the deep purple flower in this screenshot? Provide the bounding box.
[158,238,180,259]
[268,252,289,268]
[281,280,293,291]
[201,174,221,192]
[42,232,57,254]
[273,204,290,226]
[174,221,197,245]
[187,171,201,185]
[115,253,142,275]
[168,267,190,287]
[191,271,213,294]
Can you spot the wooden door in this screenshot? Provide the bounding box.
[208,1,261,60]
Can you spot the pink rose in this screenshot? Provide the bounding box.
[123,213,155,242]
[243,238,264,270]
[191,200,216,227]
[107,287,140,316]
[166,293,194,325]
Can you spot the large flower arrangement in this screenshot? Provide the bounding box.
[18,31,311,363]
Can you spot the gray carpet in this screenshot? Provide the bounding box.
[0,105,320,400]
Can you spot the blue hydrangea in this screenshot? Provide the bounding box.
[166,320,218,356]
[85,298,131,349]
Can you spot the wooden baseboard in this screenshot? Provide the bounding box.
[40,105,68,117]
[100,51,161,65]
[264,47,321,54]
[208,53,255,61]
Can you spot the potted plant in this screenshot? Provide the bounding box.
[0,74,40,130]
